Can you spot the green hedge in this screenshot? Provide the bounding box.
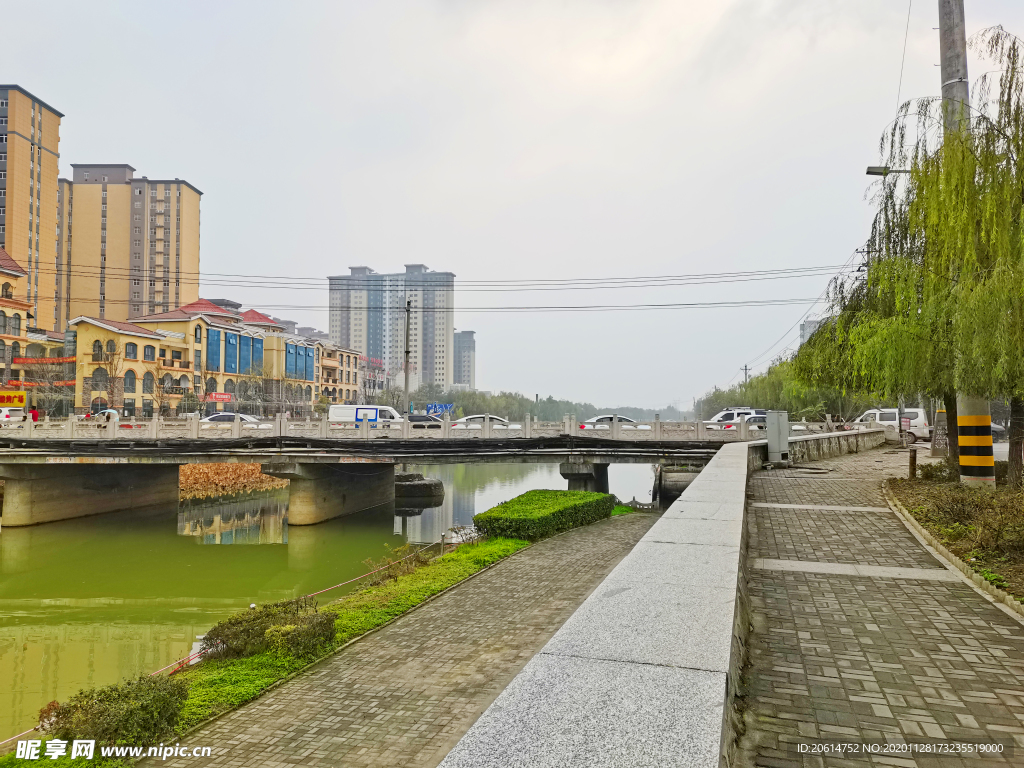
[473,490,614,540]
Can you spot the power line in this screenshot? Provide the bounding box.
[896,0,913,111]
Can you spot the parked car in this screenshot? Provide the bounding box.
[0,407,25,423]
[328,404,404,426]
[580,415,652,430]
[705,407,765,430]
[740,414,767,431]
[199,413,272,429]
[853,408,930,443]
[451,415,521,430]
[406,413,442,429]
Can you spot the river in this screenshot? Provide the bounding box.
[0,462,654,739]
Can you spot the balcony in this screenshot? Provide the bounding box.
[160,359,191,370]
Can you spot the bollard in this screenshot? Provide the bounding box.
[739,418,750,441]
[442,411,451,439]
[149,415,159,439]
[360,417,370,439]
[611,414,621,441]
[401,415,410,439]
[563,413,570,435]
[654,413,662,441]
[524,411,531,439]
[65,415,75,438]
[319,413,329,438]
[189,413,200,439]
[909,447,917,479]
[483,414,492,440]
[25,416,34,438]
[106,417,118,439]
[231,413,242,439]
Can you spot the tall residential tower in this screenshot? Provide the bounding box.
[57,164,201,327]
[453,330,476,390]
[0,86,62,330]
[329,265,454,390]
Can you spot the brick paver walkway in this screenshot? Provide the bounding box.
[740,449,1024,767]
[156,513,656,768]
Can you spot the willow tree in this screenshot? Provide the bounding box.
[799,26,1024,482]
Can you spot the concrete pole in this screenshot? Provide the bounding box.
[403,298,411,417]
[938,0,994,486]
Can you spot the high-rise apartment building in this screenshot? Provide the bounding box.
[329,264,455,389]
[0,86,62,331]
[56,164,201,328]
[453,330,476,390]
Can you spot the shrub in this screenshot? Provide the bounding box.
[201,596,325,659]
[264,613,337,659]
[473,490,614,540]
[919,462,957,482]
[38,674,188,747]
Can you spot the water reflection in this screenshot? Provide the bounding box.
[0,461,655,738]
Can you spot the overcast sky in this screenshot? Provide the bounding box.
[5,1,1023,409]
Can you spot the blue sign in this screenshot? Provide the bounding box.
[426,402,455,415]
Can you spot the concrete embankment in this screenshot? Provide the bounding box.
[439,428,886,768]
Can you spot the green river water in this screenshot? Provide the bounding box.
[0,463,655,739]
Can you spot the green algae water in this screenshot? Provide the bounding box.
[0,463,654,738]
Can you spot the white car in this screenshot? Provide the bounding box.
[853,408,930,443]
[580,415,651,430]
[200,413,272,429]
[451,415,522,430]
[0,407,25,423]
[706,407,765,430]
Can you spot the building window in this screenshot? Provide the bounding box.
[125,343,138,359]
[194,325,202,342]
[134,201,141,209]
[142,372,155,394]
[143,345,156,361]
[124,370,137,393]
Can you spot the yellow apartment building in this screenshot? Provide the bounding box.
[0,86,62,332]
[57,164,201,328]
[70,299,359,416]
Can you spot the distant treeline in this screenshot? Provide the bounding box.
[396,384,687,422]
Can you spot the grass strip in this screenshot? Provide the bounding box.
[611,505,634,516]
[172,536,528,732]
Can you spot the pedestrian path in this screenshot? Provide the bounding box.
[740,450,1024,767]
[152,513,657,768]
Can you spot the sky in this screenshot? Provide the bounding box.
[4,0,1024,409]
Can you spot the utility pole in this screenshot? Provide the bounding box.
[938,0,994,486]
[403,298,411,416]
[742,365,749,384]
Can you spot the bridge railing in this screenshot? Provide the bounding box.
[1,415,840,442]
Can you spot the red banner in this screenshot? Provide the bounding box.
[206,392,233,402]
[12,356,75,364]
[8,380,75,387]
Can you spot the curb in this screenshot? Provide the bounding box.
[883,481,1024,622]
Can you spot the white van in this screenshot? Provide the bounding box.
[854,408,930,443]
[328,404,403,426]
[705,407,766,430]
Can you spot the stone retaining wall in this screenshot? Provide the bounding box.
[439,428,887,768]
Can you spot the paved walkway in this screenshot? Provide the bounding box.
[158,513,657,768]
[740,449,1024,767]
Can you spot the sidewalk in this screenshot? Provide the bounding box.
[740,449,1024,767]
[150,513,657,768]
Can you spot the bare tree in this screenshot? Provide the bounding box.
[79,339,125,413]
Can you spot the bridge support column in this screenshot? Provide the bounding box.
[262,461,395,525]
[559,462,609,493]
[0,463,180,527]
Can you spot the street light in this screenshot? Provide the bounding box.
[866,166,911,177]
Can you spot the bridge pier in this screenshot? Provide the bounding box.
[0,463,180,527]
[261,461,395,525]
[559,462,609,493]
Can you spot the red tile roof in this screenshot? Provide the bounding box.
[241,309,280,326]
[178,298,240,316]
[0,248,27,277]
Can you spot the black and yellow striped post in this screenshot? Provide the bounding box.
[957,397,995,486]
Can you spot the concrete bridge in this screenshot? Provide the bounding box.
[0,435,720,527]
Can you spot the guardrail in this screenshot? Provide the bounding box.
[1,415,857,442]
